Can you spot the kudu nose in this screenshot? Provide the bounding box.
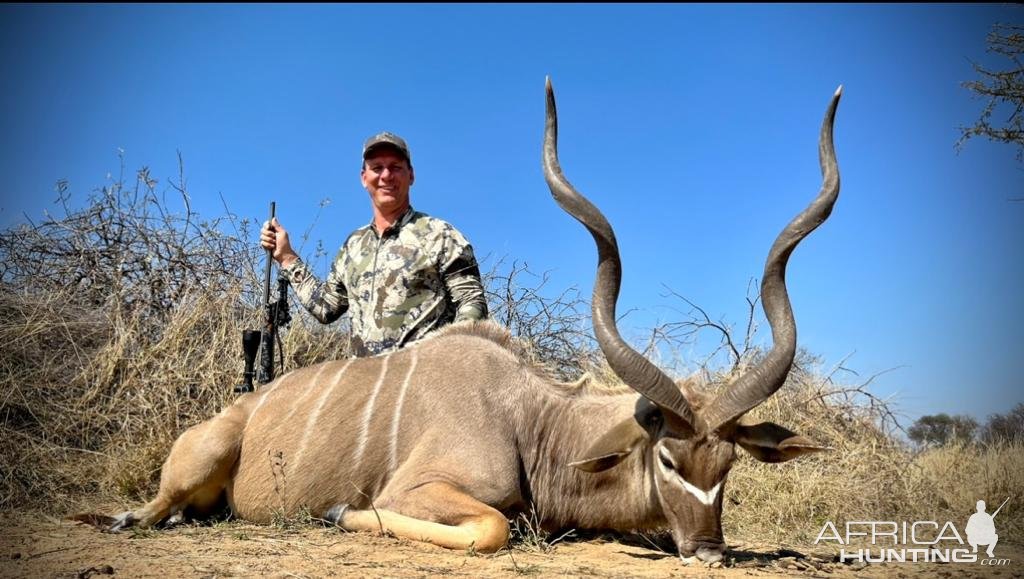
[678,538,725,565]
[696,545,724,564]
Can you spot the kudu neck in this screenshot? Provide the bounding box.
[515,379,664,532]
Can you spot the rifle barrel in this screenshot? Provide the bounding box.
[257,201,278,385]
[263,201,276,308]
[992,496,1010,519]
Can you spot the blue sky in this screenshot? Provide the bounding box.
[2,4,1021,427]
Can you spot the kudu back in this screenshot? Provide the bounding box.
[91,79,842,565]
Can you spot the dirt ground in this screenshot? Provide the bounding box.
[1,513,1021,579]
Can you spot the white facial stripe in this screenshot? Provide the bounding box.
[681,478,722,506]
[657,452,722,506]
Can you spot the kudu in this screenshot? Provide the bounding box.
[94,79,842,565]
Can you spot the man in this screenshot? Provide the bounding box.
[260,131,488,357]
[966,499,1000,558]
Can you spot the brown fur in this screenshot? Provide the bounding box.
[102,320,664,550]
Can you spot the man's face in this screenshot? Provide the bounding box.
[361,150,414,216]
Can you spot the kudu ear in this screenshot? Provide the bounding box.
[734,422,829,463]
[569,416,650,473]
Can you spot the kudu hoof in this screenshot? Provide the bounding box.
[107,511,137,532]
[322,504,351,527]
[68,512,134,532]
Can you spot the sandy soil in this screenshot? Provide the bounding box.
[1,513,1021,579]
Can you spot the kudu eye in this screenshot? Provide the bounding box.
[658,451,676,471]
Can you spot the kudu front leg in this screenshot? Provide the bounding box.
[325,482,510,553]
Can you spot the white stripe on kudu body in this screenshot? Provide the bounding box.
[354,356,390,467]
[291,360,353,473]
[282,364,333,425]
[244,369,302,430]
[388,351,418,473]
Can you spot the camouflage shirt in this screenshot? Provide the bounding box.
[281,207,487,357]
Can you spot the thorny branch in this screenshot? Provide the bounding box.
[958,22,1024,169]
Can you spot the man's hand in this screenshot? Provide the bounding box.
[260,217,299,268]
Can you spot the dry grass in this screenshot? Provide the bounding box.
[910,441,1024,538]
[722,372,1024,546]
[0,282,351,513]
[0,166,351,513]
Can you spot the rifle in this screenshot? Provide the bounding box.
[235,201,292,394]
[991,496,1010,519]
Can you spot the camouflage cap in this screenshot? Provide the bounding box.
[363,131,412,165]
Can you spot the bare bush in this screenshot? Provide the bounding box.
[482,257,599,380]
[2,152,261,315]
[0,154,349,511]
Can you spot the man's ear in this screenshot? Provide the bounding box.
[568,416,650,473]
[734,422,829,463]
